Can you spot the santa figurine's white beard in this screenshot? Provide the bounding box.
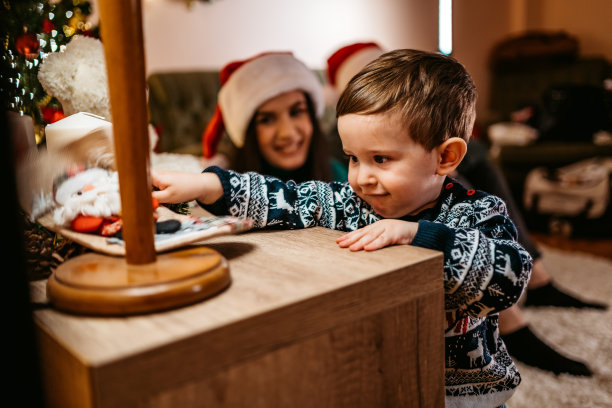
[52,168,122,227]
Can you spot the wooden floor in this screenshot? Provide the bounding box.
[531,232,612,261]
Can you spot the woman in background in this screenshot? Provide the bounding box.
[202,52,346,183]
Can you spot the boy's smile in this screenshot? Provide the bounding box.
[338,112,445,218]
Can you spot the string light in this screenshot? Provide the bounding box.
[2,0,98,132]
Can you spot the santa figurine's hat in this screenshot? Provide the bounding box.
[202,52,324,158]
[326,42,384,94]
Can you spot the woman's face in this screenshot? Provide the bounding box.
[254,90,313,170]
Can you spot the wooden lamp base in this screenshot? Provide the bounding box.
[47,247,230,316]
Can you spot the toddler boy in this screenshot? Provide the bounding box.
[152,49,532,408]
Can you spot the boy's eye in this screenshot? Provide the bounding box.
[344,154,358,163]
[374,155,389,164]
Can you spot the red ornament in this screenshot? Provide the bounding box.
[42,18,56,34]
[41,105,66,123]
[15,33,40,59]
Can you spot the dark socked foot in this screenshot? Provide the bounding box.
[525,282,608,310]
[501,326,592,377]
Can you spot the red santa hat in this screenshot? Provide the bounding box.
[326,42,384,94]
[202,52,324,158]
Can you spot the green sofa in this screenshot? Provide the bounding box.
[147,70,221,155]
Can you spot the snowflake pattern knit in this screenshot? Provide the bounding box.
[202,167,533,408]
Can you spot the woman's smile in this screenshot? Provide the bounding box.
[274,139,305,155]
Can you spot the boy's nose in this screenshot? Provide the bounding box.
[356,166,376,187]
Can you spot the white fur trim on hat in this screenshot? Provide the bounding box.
[334,47,384,94]
[218,53,323,149]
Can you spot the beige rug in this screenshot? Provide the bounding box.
[507,246,612,408]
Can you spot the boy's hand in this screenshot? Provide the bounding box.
[151,169,223,205]
[336,219,418,251]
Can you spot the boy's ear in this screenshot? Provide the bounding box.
[436,137,467,176]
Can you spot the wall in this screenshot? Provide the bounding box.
[453,0,514,121]
[139,0,438,73]
[89,0,611,119]
[453,0,612,121]
[526,0,612,60]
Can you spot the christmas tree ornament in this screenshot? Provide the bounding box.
[42,18,55,34]
[15,32,40,58]
[40,104,65,123]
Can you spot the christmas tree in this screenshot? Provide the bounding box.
[2,0,100,280]
[1,0,99,144]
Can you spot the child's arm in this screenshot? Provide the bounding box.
[412,194,532,318]
[445,229,531,318]
[198,167,378,230]
[151,169,223,205]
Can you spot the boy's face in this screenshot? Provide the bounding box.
[338,112,445,218]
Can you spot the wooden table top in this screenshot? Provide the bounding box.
[32,225,442,368]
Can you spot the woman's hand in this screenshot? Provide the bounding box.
[151,169,223,205]
[336,219,419,251]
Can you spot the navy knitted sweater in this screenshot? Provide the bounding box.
[201,166,533,408]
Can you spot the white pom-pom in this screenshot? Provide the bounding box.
[38,36,111,120]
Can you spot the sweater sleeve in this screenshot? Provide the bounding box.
[198,166,379,231]
[412,195,532,317]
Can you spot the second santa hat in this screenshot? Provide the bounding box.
[202,52,324,158]
[326,42,384,94]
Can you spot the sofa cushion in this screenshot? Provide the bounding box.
[148,71,220,155]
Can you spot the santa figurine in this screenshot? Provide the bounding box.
[52,164,159,236]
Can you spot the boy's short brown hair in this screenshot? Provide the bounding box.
[336,49,477,151]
